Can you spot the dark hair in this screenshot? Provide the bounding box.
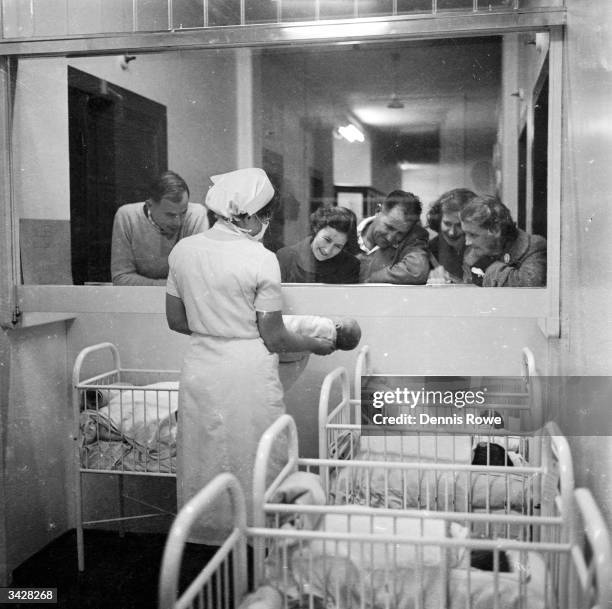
[382,190,422,218]
[426,188,477,233]
[148,171,190,204]
[255,198,277,222]
[310,206,359,254]
[460,195,518,241]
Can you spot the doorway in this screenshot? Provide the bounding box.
[68,67,167,284]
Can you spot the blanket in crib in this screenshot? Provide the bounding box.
[331,464,538,511]
[79,381,178,472]
[265,510,547,609]
[331,431,524,463]
[328,431,537,511]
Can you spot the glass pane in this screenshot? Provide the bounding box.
[437,0,473,10]
[135,0,168,31]
[208,0,242,26]
[245,0,277,24]
[280,0,317,22]
[357,0,394,18]
[397,0,434,13]
[481,0,515,8]
[319,0,355,20]
[11,33,549,287]
[172,0,205,29]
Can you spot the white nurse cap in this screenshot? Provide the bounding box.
[205,168,274,219]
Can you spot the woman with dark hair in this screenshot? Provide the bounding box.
[426,188,477,283]
[460,195,546,287]
[276,206,360,283]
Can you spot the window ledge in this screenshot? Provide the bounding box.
[8,312,76,330]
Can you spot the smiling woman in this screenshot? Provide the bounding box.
[276,206,360,283]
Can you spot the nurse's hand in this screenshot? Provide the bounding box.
[310,337,336,356]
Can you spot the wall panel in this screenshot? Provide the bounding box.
[5,321,72,579]
[551,0,612,529]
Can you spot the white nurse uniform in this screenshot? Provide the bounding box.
[167,220,285,544]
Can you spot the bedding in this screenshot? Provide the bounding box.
[327,432,534,511]
[268,471,327,531]
[330,431,524,464]
[79,381,178,472]
[359,434,473,462]
[237,586,283,609]
[449,549,548,609]
[79,440,176,473]
[265,511,466,609]
[330,463,537,511]
[265,510,546,609]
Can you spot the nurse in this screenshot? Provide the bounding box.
[165,168,334,544]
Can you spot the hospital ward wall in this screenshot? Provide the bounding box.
[21,284,550,463]
[550,0,612,527]
[13,51,238,224]
[1,320,73,584]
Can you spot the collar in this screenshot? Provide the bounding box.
[144,202,165,235]
[213,217,266,245]
[214,217,248,238]
[357,216,380,255]
[501,229,530,264]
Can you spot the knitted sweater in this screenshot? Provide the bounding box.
[111,202,208,286]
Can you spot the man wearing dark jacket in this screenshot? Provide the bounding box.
[357,190,430,284]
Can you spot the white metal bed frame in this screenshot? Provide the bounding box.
[319,346,543,462]
[72,341,180,571]
[253,414,575,585]
[159,471,611,609]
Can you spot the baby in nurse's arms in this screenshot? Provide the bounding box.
[280,315,361,362]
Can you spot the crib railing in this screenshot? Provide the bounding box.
[160,472,610,609]
[72,342,180,571]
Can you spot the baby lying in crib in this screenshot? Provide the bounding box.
[280,315,361,362]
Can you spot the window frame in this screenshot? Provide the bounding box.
[0,13,564,336]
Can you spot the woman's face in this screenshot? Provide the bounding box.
[440,211,464,244]
[311,226,348,261]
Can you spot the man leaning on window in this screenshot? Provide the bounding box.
[111,171,208,286]
[357,190,430,284]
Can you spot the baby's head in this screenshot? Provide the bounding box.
[334,318,362,351]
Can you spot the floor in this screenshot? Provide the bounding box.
[10,529,217,609]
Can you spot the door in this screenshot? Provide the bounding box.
[68,67,167,284]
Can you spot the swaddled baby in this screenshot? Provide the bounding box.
[280,315,361,362]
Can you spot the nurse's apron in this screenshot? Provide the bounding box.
[177,332,285,545]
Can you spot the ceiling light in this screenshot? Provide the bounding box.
[387,52,404,109]
[398,161,421,171]
[387,94,405,110]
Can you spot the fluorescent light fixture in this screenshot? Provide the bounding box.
[337,124,365,143]
[398,161,421,171]
[387,94,405,109]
